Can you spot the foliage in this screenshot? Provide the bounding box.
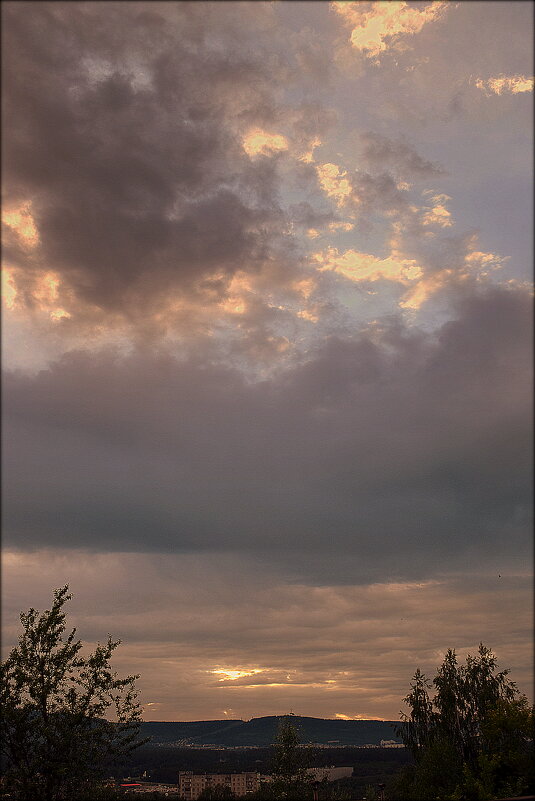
[389,644,534,800]
[255,716,314,799]
[0,586,146,801]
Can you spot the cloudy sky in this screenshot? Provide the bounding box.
[2,1,533,723]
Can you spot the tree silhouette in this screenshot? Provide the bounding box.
[0,586,146,801]
[269,716,312,799]
[391,644,534,799]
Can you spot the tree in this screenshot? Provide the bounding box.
[389,644,534,800]
[268,716,313,799]
[0,586,146,801]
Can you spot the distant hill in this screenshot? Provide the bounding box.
[141,716,401,747]
[139,720,243,743]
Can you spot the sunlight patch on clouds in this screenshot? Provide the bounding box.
[313,246,423,285]
[216,272,255,315]
[335,713,378,720]
[243,129,289,157]
[316,163,353,206]
[268,335,291,354]
[396,244,508,311]
[33,273,72,320]
[474,74,534,96]
[421,192,453,228]
[226,272,254,295]
[292,277,317,300]
[299,137,322,164]
[2,202,39,248]
[329,221,354,232]
[2,269,17,310]
[211,668,264,682]
[3,268,72,322]
[465,250,508,276]
[49,308,71,321]
[297,307,320,324]
[399,270,452,310]
[240,680,340,690]
[332,1,450,60]
[220,297,247,315]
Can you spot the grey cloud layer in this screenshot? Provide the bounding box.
[4,283,532,583]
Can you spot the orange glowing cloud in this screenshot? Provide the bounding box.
[298,137,322,164]
[33,274,71,320]
[396,243,509,310]
[332,0,450,59]
[219,297,247,315]
[329,221,354,232]
[399,270,452,310]
[211,668,264,682]
[314,246,423,285]
[2,269,18,310]
[421,192,453,228]
[335,713,380,721]
[292,277,317,300]
[215,272,254,315]
[464,249,508,275]
[475,74,534,96]
[297,307,320,324]
[3,268,72,321]
[2,204,71,321]
[2,202,39,248]
[316,163,353,206]
[242,129,289,157]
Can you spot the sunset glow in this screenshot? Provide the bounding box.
[212,669,265,682]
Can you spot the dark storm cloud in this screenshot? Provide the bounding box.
[3,282,532,583]
[2,1,319,317]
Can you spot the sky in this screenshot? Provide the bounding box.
[1,1,533,723]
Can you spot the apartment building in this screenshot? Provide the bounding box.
[178,771,260,800]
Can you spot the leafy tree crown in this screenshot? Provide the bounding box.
[1,586,146,801]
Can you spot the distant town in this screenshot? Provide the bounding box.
[137,716,404,749]
[107,716,408,797]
